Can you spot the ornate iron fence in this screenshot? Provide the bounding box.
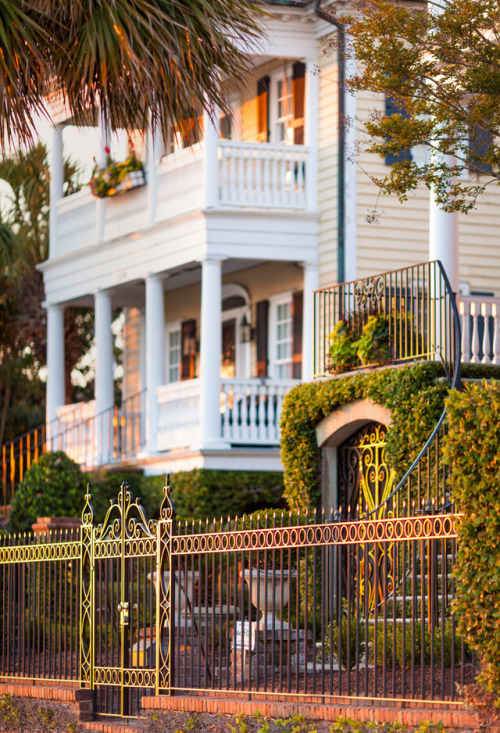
[0,482,474,716]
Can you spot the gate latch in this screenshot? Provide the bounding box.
[118,601,129,627]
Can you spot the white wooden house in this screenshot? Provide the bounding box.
[39,0,500,476]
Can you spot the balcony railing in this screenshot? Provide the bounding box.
[459,294,500,364]
[313,261,460,380]
[157,377,298,450]
[53,140,310,259]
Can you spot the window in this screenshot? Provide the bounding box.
[270,62,305,145]
[270,295,293,379]
[165,323,181,383]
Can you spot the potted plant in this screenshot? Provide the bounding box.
[89,148,145,199]
[356,314,391,366]
[328,320,358,374]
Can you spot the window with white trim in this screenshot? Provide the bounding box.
[165,322,181,383]
[270,295,293,379]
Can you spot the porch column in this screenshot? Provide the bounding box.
[203,104,220,209]
[147,127,161,226]
[95,289,114,462]
[429,158,459,293]
[302,261,319,381]
[145,273,165,454]
[199,257,224,448]
[305,59,319,212]
[96,114,110,243]
[46,303,65,426]
[49,124,64,259]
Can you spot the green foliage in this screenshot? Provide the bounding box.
[444,380,500,701]
[322,614,366,670]
[330,719,445,733]
[328,321,358,374]
[8,452,88,533]
[356,315,391,366]
[154,469,286,520]
[341,0,500,212]
[280,362,447,509]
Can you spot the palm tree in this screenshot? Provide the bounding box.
[0,0,263,149]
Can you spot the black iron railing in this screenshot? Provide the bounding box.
[313,261,460,383]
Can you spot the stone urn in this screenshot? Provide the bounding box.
[148,570,199,613]
[241,567,296,628]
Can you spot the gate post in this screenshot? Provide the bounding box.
[80,489,95,691]
[156,479,175,695]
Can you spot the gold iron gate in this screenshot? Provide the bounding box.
[80,483,174,716]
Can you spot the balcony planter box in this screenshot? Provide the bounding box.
[89,157,146,199]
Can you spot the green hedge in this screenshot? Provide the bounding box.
[8,461,285,532]
[279,362,500,510]
[444,379,500,701]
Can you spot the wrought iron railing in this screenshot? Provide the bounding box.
[0,483,474,717]
[313,261,460,382]
[0,391,145,502]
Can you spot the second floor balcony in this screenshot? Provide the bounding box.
[53,139,313,260]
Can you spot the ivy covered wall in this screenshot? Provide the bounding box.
[279,362,500,510]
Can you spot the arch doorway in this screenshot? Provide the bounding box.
[337,421,395,518]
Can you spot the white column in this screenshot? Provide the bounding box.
[95,289,114,462]
[46,303,65,426]
[147,127,160,226]
[302,261,319,381]
[203,105,220,209]
[199,257,225,448]
[429,155,459,293]
[96,114,110,243]
[145,273,165,454]
[305,59,319,212]
[49,124,64,259]
[344,38,358,283]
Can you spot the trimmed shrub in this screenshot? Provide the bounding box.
[444,379,500,701]
[8,451,87,533]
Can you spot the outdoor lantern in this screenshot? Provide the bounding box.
[239,313,254,343]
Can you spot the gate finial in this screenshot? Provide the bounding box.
[82,485,95,526]
[159,475,175,521]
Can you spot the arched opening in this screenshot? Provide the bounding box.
[315,399,392,512]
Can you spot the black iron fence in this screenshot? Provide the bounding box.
[313,261,460,381]
[0,484,474,716]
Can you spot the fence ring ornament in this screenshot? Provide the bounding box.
[376,522,385,540]
[367,523,376,541]
[414,519,423,537]
[395,520,404,538]
[423,518,433,536]
[433,517,442,535]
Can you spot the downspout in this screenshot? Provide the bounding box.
[313,0,345,284]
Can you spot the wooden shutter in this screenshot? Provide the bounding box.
[385,93,412,165]
[292,62,306,145]
[257,76,270,143]
[181,319,197,380]
[292,291,303,379]
[255,300,269,377]
[469,125,493,173]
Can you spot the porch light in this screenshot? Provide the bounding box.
[239,313,254,343]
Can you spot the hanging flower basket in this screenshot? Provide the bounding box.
[89,154,146,199]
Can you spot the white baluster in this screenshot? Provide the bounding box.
[248,383,258,442]
[255,148,262,207]
[459,300,470,364]
[296,150,305,208]
[220,146,228,204]
[237,149,245,204]
[481,302,492,364]
[470,302,481,363]
[493,304,500,364]
[272,154,279,207]
[281,151,288,207]
[263,150,271,205]
[221,383,229,442]
[230,148,237,204]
